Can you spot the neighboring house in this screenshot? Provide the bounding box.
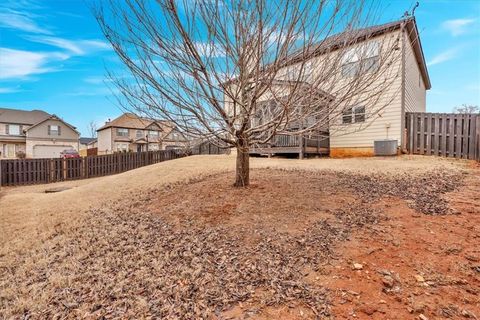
[0,107,80,159]
[79,137,98,157]
[224,17,430,157]
[96,113,188,154]
[79,137,97,150]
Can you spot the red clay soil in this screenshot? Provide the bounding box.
[321,177,480,319]
[146,168,480,319]
[2,167,478,319]
[148,169,355,237]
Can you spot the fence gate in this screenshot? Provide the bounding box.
[406,112,479,160]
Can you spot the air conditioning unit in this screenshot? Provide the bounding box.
[374,139,398,156]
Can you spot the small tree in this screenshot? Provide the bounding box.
[87,121,98,138]
[454,104,479,114]
[94,0,407,187]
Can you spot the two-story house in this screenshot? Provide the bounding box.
[96,113,188,154]
[0,107,80,158]
[224,17,430,157]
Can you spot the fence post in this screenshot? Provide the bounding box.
[476,116,480,161]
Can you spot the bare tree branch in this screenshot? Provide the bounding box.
[93,0,409,186]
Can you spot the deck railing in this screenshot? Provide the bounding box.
[254,134,299,148]
[253,132,329,152]
[305,135,329,149]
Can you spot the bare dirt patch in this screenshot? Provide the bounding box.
[324,172,480,319]
[1,165,475,320]
[146,170,355,236]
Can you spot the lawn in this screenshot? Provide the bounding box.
[0,154,479,319]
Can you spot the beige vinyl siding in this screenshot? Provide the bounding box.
[26,119,78,140]
[97,128,113,154]
[222,28,423,149]
[404,34,426,113]
[329,30,403,148]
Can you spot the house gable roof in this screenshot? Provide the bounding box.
[0,107,50,125]
[223,17,431,90]
[98,113,174,133]
[26,114,80,135]
[80,137,97,145]
[279,17,430,89]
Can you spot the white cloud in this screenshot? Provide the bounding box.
[0,48,67,79]
[442,18,475,36]
[427,48,458,66]
[194,42,225,58]
[24,36,111,55]
[0,9,51,34]
[0,86,21,93]
[0,37,111,80]
[267,30,300,45]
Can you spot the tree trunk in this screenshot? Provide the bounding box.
[234,140,250,187]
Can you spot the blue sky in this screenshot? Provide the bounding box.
[0,0,479,136]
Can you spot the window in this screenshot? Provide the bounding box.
[341,41,380,78]
[7,124,21,135]
[148,143,159,151]
[136,130,143,138]
[117,128,129,137]
[354,106,365,123]
[48,125,60,136]
[342,108,353,124]
[116,143,129,151]
[342,106,365,124]
[148,130,159,138]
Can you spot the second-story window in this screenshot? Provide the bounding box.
[7,124,21,135]
[136,130,143,138]
[117,128,129,137]
[341,41,380,78]
[148,130,159,138]
[48,125,60,136]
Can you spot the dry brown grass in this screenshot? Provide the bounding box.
[0,154,475,319]
[0,154,468,257]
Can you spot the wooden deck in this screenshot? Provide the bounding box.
[250,133,329,158]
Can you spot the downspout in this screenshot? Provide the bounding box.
[400,21,407,153]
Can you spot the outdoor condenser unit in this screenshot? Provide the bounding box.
[374,139,398,156]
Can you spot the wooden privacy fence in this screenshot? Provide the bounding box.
[0,147,225,187]
[190,141,231,155]
[406,112,480,160]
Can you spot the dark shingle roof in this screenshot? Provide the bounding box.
[79,137,97,145]
[281,17,430,89]
[0,107,50,125]
[224,17,430,89]
[292,19,409,60]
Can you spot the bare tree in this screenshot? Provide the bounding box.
[454,104,479,114]
[94,0,406,187]
[87,121,98,138]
